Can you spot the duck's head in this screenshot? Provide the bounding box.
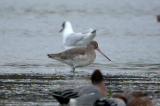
[91,69,108,97]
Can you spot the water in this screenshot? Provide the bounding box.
[0,0,160,105]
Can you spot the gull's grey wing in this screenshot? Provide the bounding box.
[65,30,96,47]
[64,33,86,46]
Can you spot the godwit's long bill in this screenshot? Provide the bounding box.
[59,21,96,49]
[47,41,111,72]
[96,47,111,61]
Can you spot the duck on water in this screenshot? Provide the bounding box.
[52,69,154,106]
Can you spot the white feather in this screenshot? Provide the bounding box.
[61,21,96,49]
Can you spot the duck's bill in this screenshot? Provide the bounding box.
[97,48,111,61]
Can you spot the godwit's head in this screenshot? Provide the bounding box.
[88,41,111,61]
[88,41,99,49]
[59,21,73,35]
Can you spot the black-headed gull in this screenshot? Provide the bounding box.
[59,21,96,49]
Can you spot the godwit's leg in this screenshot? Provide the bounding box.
[71,66,75,73]
[71,66,78,85]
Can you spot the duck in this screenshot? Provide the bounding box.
[52,69,108,106]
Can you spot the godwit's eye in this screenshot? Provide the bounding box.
[94,42,98,49]
[90,41,98,49]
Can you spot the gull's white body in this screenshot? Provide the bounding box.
[62,21,96,49]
